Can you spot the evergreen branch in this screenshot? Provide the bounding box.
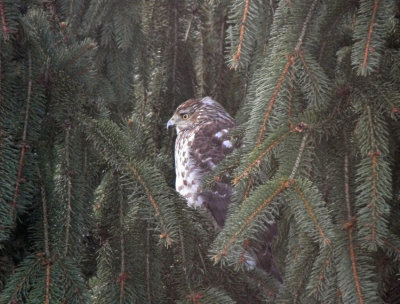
[2,256,41,304]
[127,163,173,246]
[351,0,392,76]
[318,4,350,63]
[291,180,330,245]
[256,55,295,145]
[0,0,9,39]
[11,52,32,215]
[255,0,320,144]
[64,123,72,257]
[310,256,331,296]
[232,0,250,68]
[355,102,391,249]
[235,129,294,184]
[361,0,379,70]
[82,118,176,246]
[54,258,88,303]
[213,179,290,263]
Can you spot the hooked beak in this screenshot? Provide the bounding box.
[166,118,175,129]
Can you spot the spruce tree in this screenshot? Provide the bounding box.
[0,1,399,304]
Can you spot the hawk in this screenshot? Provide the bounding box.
[167,96,235,226]
[167,97,281,281]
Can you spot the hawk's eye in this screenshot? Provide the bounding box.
[181,113,189,120]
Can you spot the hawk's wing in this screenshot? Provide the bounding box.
[191,120,235,226]
[191,119,282,281]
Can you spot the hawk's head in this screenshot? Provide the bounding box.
[167,97,232,133]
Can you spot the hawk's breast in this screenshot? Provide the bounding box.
[175,129,205,208]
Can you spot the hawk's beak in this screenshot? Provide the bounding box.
[166,118,174,129]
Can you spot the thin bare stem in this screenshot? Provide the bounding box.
[119,180,126,304]
[295,0,319,53]
[0,0,9,40]
[12,52,32,215]
[64,125,72,256]
[289,133,309,180]
[179,227,193,295]
[146,222,152,303]
[343,131,364,304]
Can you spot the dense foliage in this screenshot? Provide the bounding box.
[0,1,399,303]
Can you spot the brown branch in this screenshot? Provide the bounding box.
[366,105,379,243]
[214,180,290,263]
[39,170,51,304]
[241,177,254,203]
[11,53,32,215]
[289,133,309,180]
[294,0,319,53]
[383,239,400,255]
[232,0,251,69]
[179,227,193,295]
[119,179,126,304]
[146,222,152,304]
[287,69,295,129]
[343,133,364,304]
[362,0,380,69]
[64,123,72,256]
[45,261,51,304]
[348,227,364,304]
[39,177,50,259]
[197,245,208,277]
[0,0,9,40]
